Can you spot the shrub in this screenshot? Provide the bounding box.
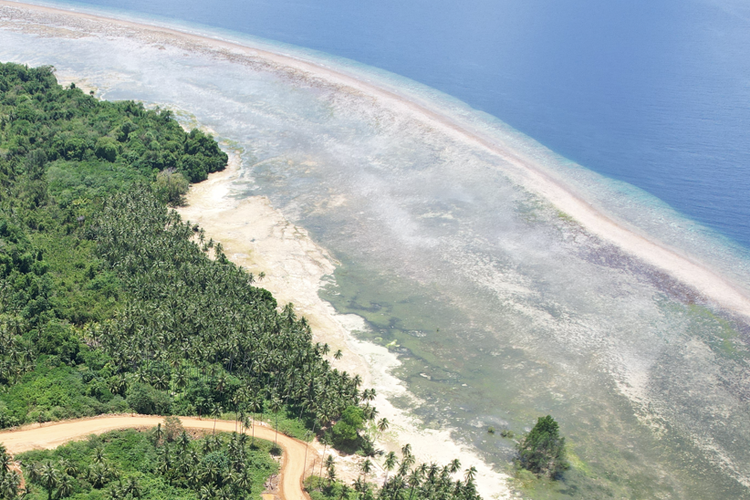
[126,383,171,415]
[331,406,364,448]
[153,169,189,206]
[94,137,118,162]
[517,415,568,478]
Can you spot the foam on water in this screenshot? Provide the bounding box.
[2,2,750,497]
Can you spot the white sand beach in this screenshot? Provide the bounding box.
[3,1,750,497]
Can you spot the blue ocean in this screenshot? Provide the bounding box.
[2,0,750,498]
[56,0,750,250]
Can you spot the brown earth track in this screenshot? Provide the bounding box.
[0,415,317,500]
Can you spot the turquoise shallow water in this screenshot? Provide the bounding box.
[1,3,750,498]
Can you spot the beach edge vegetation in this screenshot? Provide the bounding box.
[0,61,368,497]
[0,61,512,499]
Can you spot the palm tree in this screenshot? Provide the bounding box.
[360,459,373,485]
[58,458,79,478]
[124,477,142,498]
[338,484,350,500]
[383,451,398,487]
[153,424,163,446]
[0,471,20,499]
[57,474,74,498]
[464,466,477,483]
[198,485,216,500]
[26,462,41,483]
[269,396,282,445]
[177,431,191,452]
[302,430,313,481]
[449,458,461,475]
[233,470,251,493]
[211,403,222,434]
[406,468,422,500]
[326,455,336,486]
[243,413,254,447]
[377,418,389,434]
[174,369,188,390]
[187,467,202,488]
[0,451,12,476]
[202,458,221,487]
[39,462,59,500]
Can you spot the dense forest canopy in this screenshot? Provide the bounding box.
[0,62,487,500]
[15,425,279,500]
[0,62,360,430]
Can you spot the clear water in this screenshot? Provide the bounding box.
[54,0,750,250]
[2,2,750,499]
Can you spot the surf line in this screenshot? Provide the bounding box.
[4,0,750,320]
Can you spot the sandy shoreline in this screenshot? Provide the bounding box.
[2,1,749,497]
[0,3,517,497]
[176,152,515,499]
[2,0,748,322]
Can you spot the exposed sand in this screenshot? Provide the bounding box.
[177,154,366,377]
[1,0,747,321]
[0,415,317,500]
[3,1,750,498]
[177,154,515,500]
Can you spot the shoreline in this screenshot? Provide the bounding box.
[1,1,749,496]
[176,152,514,499]
[0,4,517,497]
[2,0,748,321]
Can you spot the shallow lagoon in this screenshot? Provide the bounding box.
[1,3,749,498]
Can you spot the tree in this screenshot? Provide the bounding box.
[517,415,568,478]
[360,458,372,484]
[126,383,171,415]
[94,137,118,162]
[57,474,74,498]
[449,458,461,474]
[331,406,364,448]
[124,477,142,498]
[163,416,184,443]
[326,455,336,486]
[0,471,21,499]
[39,462,59,500]
[270,396,282,445]
[377,417,389,434]
[153,169,189,207]
[383,451,397,487]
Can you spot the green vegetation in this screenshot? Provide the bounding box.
[0,61,374,495]
[331,406,365,450]
[152,169,189,207]
[305,445,482,500]
[0,61,361,429]
[0,445,22,498]
[517,416,568,479]
[17,423,278,499]
[0,61,489,499]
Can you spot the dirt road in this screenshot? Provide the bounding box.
[0,415,317,500]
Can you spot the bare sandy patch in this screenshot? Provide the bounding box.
[176,154,514,499]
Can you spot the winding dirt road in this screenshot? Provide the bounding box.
[0,415,317,500]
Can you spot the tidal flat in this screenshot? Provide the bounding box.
[2,2,749,498]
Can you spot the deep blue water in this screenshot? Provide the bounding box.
[59,0,750,248]
[5,2,750,496]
